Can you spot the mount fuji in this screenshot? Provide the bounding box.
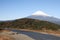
[27,11,60,25]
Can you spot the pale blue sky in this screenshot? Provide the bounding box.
[0,0,60,20]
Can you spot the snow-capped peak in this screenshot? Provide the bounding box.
[32,11,49,16]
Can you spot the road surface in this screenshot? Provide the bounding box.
[11,29,60,40]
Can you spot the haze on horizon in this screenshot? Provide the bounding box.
[0,0,60,21]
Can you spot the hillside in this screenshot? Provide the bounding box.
[27,11,60,25]
[0,18,60,30]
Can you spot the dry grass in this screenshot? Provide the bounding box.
[0,30,10,32]
[0,35,15,40]
[0,29,15,40]
[41,30,60,34]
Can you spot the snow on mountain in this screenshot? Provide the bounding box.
[27,11,60,25]
[32,11,49,16]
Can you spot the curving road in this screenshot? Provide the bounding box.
[11,29,60,40]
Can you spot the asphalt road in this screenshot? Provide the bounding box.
[12,30,60,40]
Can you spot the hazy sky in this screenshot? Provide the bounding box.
[0,0,60,20]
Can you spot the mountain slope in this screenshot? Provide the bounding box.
[0,18,60,30]
[27,11,60,25]
[27,15,60,25]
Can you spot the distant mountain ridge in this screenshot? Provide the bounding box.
[27,11,60,25]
